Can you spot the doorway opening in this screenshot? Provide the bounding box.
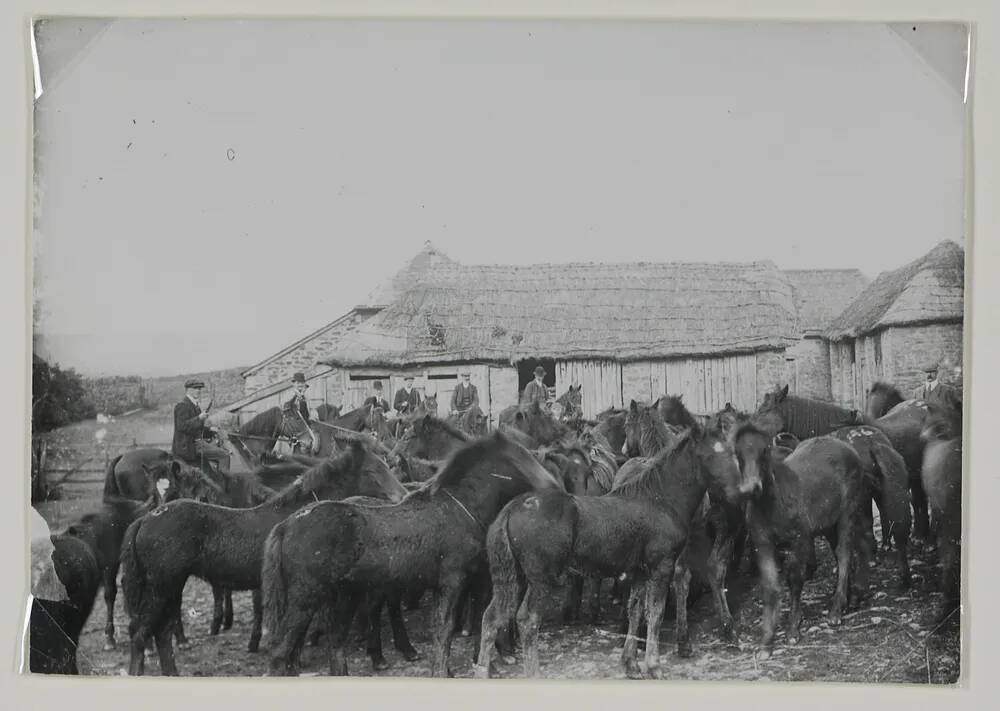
[517,358,556,398]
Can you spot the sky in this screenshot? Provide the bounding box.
[31,19,968,377]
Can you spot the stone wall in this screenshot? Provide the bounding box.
[242,311,372,396]
[885,322,964,396]
[785,337,832,401]
[755,350,788,403]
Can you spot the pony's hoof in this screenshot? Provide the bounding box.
[460,628,472,638]
[624,662,643,680]
[247,643,260,654]
[827,612,843,627]
[756,647,772,661]
[372,659,390,672]
[472,663,492,679]
[676,643,693,658]
[401,649,422,662]
[645,666,663,680]
[501,655,517,666]
[176,640,191,650]
[788,635,799,646]
[103,641,116,652]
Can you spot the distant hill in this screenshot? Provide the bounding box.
[84,366,247,415]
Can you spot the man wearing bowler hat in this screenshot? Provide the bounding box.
[911,361,961,409]
[521,365,549,407]
[172,378,230,474]
[284,372,313,423]
[369,381,391,413]
[393,375,423,416]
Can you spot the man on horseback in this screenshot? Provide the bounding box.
[172,379,230,474]
[911,362,961,409]
[284,372,313,422]
[393,375,422,416]
[369,381,391,413]
[451,370,479,414]
[521,366,549,407]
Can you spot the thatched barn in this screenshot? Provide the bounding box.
[223,242,454,423]
[824,240,965,408]
[319,260,802,422]
[782,269,870,401]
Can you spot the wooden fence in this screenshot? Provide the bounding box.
[32,437,172,498]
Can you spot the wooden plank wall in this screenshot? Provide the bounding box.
[488,366,520,428]
[653,353,758,414]
[556,360,623,419]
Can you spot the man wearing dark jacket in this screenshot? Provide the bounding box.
[368,381,391,413]
[521,366,549,407]
[284,372,312,422]
[393,376,423,415]
[172,379,230,473]
[911,362,962,410]
[451,370,479,413]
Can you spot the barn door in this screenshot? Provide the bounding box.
[344,376,390,410]
[556,360,623,419]
[488,366,520,428]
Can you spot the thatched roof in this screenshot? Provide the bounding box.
[320,260,800,367]
[783,269,870,335]
[825,240,964,341]
[358,241,456,309]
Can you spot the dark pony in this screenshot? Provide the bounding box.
[920,404,963,622]
[262,430,564,677]
[593,407,628,461]
[498,401,572,448]
[736,422,871,658]
[755,385,914,587]
[622,399,682,459]
[226,406,316,470]
[390,413,471,462]
[476,420,759,679]
[553,385,583,422]
[315,404,343,422]
[447,403,489,437]
[755,385,860,440]
[119,440,406,675]
[866,382,906,419]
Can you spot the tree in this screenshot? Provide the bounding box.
[32,355,97,433]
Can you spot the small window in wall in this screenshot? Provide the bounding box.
[848,339,857,364]
[427,374,458,381]
[348,374,390,381]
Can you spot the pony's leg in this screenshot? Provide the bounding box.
[248,589,263,653]
[620,581,646,679]
[828,522,853,626]
[429,575,465,678]
[224,589,234,631]
[172,605,189,648]
[561,574,584,624]
[708,538,738,646]
[475,574,520,678]
[127,610,148,675]
[939,535,961,623]
[365,591,390,671]
[268,605,314,676]
[387,587,420,662]
[911,480,931,544]
[154,624,179,676]
[103,565,118,650]
[403,586,423,611]
[673,559,694,658]
[643,562,675,679]
[211,586,225,636]
[327,588,363,677]
[784,544,808,645]
[586,576,603,624]
[756,543,782,659]
[515,584,546,678]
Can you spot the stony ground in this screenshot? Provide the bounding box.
[58,537,959,683]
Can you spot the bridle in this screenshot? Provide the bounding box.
[225,407,316,450]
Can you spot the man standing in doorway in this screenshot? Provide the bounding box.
[172,379,230,474]
[521,366,549,407]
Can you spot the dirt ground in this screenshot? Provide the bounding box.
[34,410,961,683]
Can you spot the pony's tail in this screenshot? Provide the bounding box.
[484,500,527,629]
[102,454,125,502]
[870,443,913,550]
[261,520,289,637]
[119,517,145,617]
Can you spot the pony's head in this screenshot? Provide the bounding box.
[423,393,439,416]
[658,394,698,430]
[753,384,790,437]
[555,384,583,421]
[920,402,963,443]
[867,381,905,420]
[139,459,189,505]
[731,422,770,500]
[623,399,644,457]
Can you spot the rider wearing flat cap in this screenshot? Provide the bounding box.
[172,379,230,473]
[521,366,549,407]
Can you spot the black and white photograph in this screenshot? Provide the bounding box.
[27,18,968,683]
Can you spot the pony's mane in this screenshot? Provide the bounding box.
[659,395,698,429]
[416,415,473,443]
[766,392,855,438]
[265,441,367,507]
[640,406,681,455]
[429,432,522,493]
[609,431,696,500]
[579,428,619,492]
[239,406,282,435]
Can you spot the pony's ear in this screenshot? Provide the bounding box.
[629,400,638,413]
[514,410,526,424]
[778,384,789,401]
[676,394,684,402]
[171,461,182,476]
[651,397,661,409]
[572,384,581,393]
[724,402,733,412]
